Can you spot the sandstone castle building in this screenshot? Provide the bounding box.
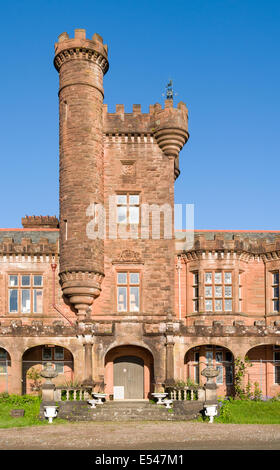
[1,29,280,399]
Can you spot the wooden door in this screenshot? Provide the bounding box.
[114,356,144,399]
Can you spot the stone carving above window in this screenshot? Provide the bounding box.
[121,161,136,179]
[112,250,143,264]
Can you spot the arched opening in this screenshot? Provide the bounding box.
[185,344,234,397]
[0,348,11,394]
[105,345,154,400]
[246,344,280,398]
[22,344,74,395]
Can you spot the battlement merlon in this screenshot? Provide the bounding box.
[54,29,109,75]
[103,99,189,180]
[175,232,280,258]
[22,215,59,229]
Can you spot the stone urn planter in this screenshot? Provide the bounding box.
[201,360,220,404]
[93,393,107,404]
[163,399,173,409]
[151,393,168,404]
[88,399,99,409]
[40,362,58,384]
[203,403,218,423]
[44,405,59,423]
[40,362,58,402]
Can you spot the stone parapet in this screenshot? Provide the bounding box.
[176,231,280,258]
[21,216,59,229]
[0,236,59,255]
[0,320,113,337]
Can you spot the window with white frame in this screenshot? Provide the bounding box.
[192,271,199,312]
[204,271,233,312]
[117,194,140,225]
[272,271,280,313]
[117,272,140,312]
[239,272,243,312]
[8,274,43,314]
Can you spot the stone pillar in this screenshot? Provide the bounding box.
[153,346,166,392]
[10,357,22,395]
[165,336,175,386]
[199,346,206,386]
[82,336,94,386]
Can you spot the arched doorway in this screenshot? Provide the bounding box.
[105,345,154,400]
[22,344,74,394]
[0,348,11,393]
[246,344,280,398]
[185,344,234,397]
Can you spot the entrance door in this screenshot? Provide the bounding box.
[113,356,144,399]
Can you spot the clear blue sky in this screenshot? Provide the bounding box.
[0,0,279,229]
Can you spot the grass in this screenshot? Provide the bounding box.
[0,394,67,428]
[215,399,280,424]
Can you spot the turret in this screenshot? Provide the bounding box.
[54,29,109,320]
[152,99,189,180]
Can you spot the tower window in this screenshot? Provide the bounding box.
[117,271,140,312]
[117,194,140,224]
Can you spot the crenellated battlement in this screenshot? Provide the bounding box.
[176,231,280,259]
[0,235,59,256]
[22,215,59,229]
[103,99,188,134]
[54,29,109,74]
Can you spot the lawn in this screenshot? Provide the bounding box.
[215,399,280,424]
[0,394,66,428]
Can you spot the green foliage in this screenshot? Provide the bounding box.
[26,367,42,395]
[218,399,232,423]
[233,356,252,399]
[173,378,199,390]
[253,382,262,401]
[0,393,40,406]
[216,399,280,424]
[0,393,67,428]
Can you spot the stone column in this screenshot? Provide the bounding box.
[165,336,175,386]
[10,357,22,395]
[199,346,206,386]
[153,346,166,392]
[79,335,94,387]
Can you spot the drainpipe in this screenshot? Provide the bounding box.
[51,263,74,326]
[176,255,182,321]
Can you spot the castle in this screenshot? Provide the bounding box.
[0,29,280,400]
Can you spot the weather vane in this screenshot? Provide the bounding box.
[162,79,178,100]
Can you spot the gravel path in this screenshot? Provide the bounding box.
[0,421,280,450]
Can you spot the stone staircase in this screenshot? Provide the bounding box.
[40,400,204,422]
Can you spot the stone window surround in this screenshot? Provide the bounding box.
[7,273,43,315]
[190,267,243,314]
[271,270,280,313]
[116,269,141,313]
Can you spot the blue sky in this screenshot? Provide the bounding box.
[0,0,279,229]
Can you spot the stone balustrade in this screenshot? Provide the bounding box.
[54,387,92,401]
[168,387,204,401]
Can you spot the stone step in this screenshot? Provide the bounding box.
[40,400,203,422]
